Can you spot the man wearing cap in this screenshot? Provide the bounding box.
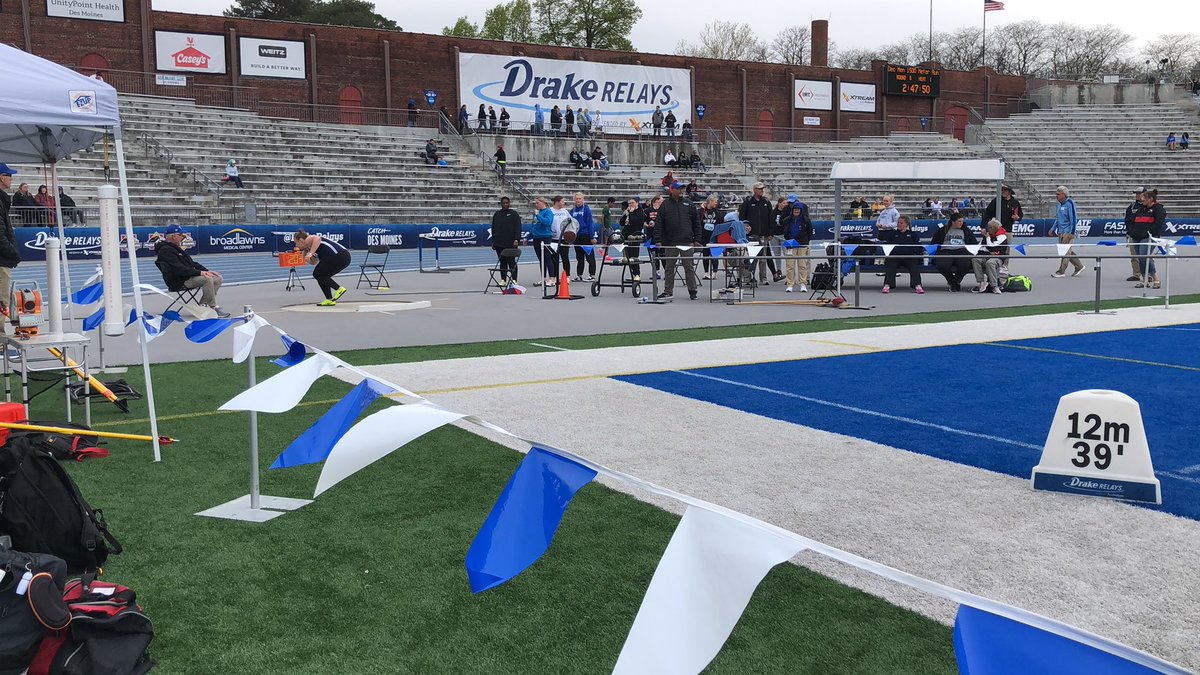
[653,181,701,300]
[0,165,21,331]
[154,224,228,317]
[1123,187,1145,281]
[739,182,779,285]
[1050,185,1085,278]
[983,185,1022,230]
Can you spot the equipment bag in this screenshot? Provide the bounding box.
[1004,275,1032,292]
[6,421,108,462]
[28,575,155,675]
[0,541,68,675]
[810,263,837,291]
[0,437,121,572]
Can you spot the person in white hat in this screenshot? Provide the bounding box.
[223,159,244,189]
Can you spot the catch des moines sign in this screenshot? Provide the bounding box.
[458,52,693,134]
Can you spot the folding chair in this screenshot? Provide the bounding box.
[155,260,202,313]
[357,245,391,289]
[484,249,521,293]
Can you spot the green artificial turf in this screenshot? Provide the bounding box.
[26,299,1192,672]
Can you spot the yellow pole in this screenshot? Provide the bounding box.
[45,346,129,413]
[0,421,176,445]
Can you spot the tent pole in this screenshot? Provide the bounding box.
[50,164,77,329]
[114,129,162,462]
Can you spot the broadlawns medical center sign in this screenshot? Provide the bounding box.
[458,52,692,135]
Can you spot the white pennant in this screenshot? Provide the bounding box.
[137,314,167,345]
[232,315,272,363]
[614,505,805,675]
[676,245,692,251]
[314,401,464,497]
[1056,243,1072,257]
[880,244,895,256]
[219,351,342,413]
[744,245,763,258]
[608,244,624,256]
[964,244,982,255]
[547,242,559,252]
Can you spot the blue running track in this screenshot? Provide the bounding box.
[617,325,1200,521]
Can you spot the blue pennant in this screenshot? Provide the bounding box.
[1177,235,1196,246]
[709,246,726,258]
[581,245,594,255]
[272,334,308,368]
[1013,244,1026,256]
[841,244,858,256]
[163,310,184,323]
[1096,241,1119,246]
[82,306,105,332]
[924,244,941,256]
[954,605,1161,675]
[126,308,138,326]
[70,281,103,306]
[464,447,596,593]
[270,379,393,469]
[184,318,234,343]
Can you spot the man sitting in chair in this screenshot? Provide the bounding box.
[154,224,228,317]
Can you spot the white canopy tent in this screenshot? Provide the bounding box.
[829,158,1007,240]
[0,43,162,460]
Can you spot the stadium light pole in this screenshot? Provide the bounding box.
[928,1,934,62]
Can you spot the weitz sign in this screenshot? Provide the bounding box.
[458,52,692,135]
[794,79,833,111]
[840,82,877,113]
[46,0,124,22]
[239,37,306,79]
[155,31,226,74]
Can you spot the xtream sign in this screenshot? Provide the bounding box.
[459,52,692,135]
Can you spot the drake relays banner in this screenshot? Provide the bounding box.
[458,52,692,134]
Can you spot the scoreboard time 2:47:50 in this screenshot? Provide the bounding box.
[884,64,942,98]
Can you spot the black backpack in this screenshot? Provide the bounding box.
[0,541,68,675]
[29,575,155,675]
[5,421,109,462]
[0,437,121,572]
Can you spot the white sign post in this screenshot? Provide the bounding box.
[1031,390,1161,504]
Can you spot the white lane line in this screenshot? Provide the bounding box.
[1173,464,1200,475]
[1160,472,1200,485]
[674,370,1042,451]
[529,342,571,351]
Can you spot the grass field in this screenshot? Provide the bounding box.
[28,298,1194,673]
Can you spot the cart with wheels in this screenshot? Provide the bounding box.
[590,235,651,298]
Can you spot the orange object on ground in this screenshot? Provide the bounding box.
[556,271,571,299]
[0,402,27,445]
[278,251,305,267]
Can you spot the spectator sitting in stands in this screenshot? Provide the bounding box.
[423,139,438,164]
[689,150,706,172]
[676,149,694,169]
[1166,132,1178,150]
[590,146,609,171]
[931,211,978,291]
[661,170,675,192]
[685,179,701,199]
[922,197,933,217]
[58,187,84,225]
[11,183,39,225]
[847,196,869,219]
[971,217,1008,294]
[435,155,448,167]
[929,198,944,218]
[664,148,678,167]
[223,160,244,188]
[869,198,884,216]
[881,215,924,295]
[34,185,56,225]
[569,148,587,169]
[1181,133,1191,150]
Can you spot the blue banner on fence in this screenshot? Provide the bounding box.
[814,218,1200,240]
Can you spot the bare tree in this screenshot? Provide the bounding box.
[940,26,984,71]
[676,21,770,61]
[770,25,810,65]
[830,46,880,70]
[1141,34,1200,82]
[989,21,1051,77]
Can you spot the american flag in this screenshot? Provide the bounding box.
[984,0,1005,10]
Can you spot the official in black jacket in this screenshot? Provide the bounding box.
[982,185,1022,229]
[491,197,522,282]
[154,224,228,316]
[883,215,924,292]
[653,182,701,299]
[1122,187,1145,280]
[738,182,779,282]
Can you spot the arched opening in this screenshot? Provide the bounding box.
[944,106,968,142]
[79,53,110,79]
[894,117,910,133]
[756,109,774,142]
[339,86,363,125]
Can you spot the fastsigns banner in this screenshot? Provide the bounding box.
[239,37,306,80]
[458,52,692,135]
[46,0,124,22]
[155,31,226,74]
[794,79,832,111]
[840,82,877,113]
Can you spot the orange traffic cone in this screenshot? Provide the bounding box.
[556,271,571,299]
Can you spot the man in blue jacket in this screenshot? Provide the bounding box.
[781,199,813,293]
[1050,185,1085,278]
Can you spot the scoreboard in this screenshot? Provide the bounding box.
[883,64,941,98]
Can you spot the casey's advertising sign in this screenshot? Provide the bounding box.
[155,31,227,74]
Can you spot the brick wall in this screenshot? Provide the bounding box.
[1,5,1028,133]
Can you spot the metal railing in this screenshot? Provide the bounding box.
[257,101,444,130]
[964,107,1048,215]
[454,117,720,143]
[133,133,225,200]
[723,127,781,195]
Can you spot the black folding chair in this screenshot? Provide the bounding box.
[357,245,391,289]
[485,249,521,293]
[155,260,202,313]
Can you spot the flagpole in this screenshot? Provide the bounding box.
[982,1,988,71]
[928,0,933,61]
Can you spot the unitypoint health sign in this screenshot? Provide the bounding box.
[458,52,692,135]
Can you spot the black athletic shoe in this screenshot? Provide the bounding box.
[656,292,673,300]
[689,291,698,300]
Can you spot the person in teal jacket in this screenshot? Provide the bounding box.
[524,197,556,286]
